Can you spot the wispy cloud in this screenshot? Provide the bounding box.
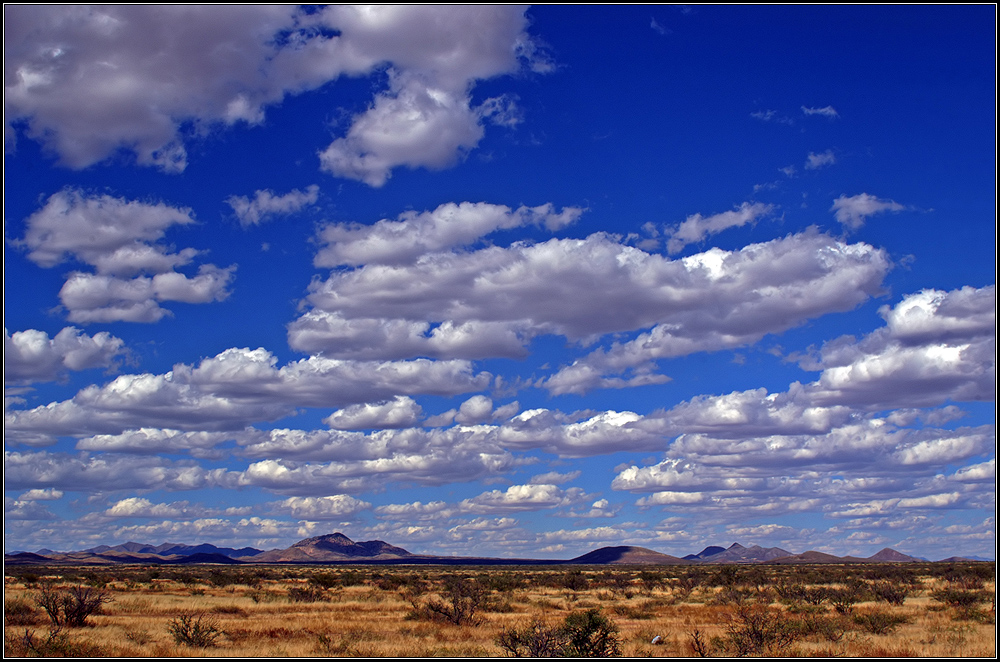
[227,186,318,227]
[805,150,837,170]
[831,192,905,229]
[802,105,839,118]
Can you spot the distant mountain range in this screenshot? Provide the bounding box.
[4,532,988,566]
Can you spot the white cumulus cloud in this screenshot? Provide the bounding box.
[18,190,234,323]
[5,6,542,179]
[5,327,126,384]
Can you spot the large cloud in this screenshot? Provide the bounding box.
[459,483,586,514]
[294,229,890,366]
[5,327,126,384]
[541,231,891,394]
[607,285,995,522]
[800,285,995,408]
[314,201,582,268]
[272,495,371,520]
[4,347,490,442]
[323,396,423,431]
[5,5,540,181]
[18,190,234,323]
[315,6,542,185]
[4,450,230,492]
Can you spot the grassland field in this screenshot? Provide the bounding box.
[3,562,995,657]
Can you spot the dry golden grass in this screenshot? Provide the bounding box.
[4,563,995,657]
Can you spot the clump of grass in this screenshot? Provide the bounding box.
[5,627,109,657]
[124,628,153,646]
[4,597,42,626]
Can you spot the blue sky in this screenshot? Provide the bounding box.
[4,5,995,560]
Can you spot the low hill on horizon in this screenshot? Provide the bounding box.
[246,532,413,563]
[5,532,991,566]
[568,545,688,565]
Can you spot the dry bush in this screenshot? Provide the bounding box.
[496,608,622,657]
[287,585,328,603]
[34,585,113,627]
[853,608,910,635]
[496,618,569,657]
[828,583,866,615]
[4,627,109,657]
[931,588,995,621]
[869,580,911,605]
[411,576,487,626]
[716,603,801,657]
[167,613,222,647]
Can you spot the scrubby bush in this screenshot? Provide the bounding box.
[206,570,238,588]
[167,613,222,647]
[495,609,621,657]
[931,588,994,621]
[412,576,487,626]
[287,584,328,603]
[688,628,712,657]
[828,583,866,615]
[853,609,910,635]
[34,585,113,627]
[561,608,623,657]
[868,580,910,605]
[496,619,569,657]
[557,570,589,592]
[716,603,801,657]
[5,627,108,657]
